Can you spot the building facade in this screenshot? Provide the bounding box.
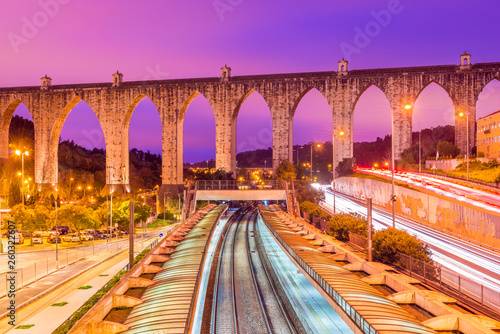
[477,110,500,159]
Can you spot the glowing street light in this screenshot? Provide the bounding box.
[310,143,321,181]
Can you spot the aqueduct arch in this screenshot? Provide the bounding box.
[0,54,498,194]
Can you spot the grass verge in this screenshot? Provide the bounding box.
[77,285,92,290]
[17,325,35,329]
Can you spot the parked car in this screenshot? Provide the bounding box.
[80,232,94,241]
[50,226,70,235]
[62,234,80,242]
[48,235,61,244]
[14,233,24,245]
[35,230,51,237]
[31,233,43,244]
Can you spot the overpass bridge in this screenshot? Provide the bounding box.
[185,180,300,217]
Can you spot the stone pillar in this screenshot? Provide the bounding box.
[391,103,413,160]
[330,85,355,171]
[453,102,476,157]
[214,112,236,175]
[271,108,292,169]
[162,108,182,185]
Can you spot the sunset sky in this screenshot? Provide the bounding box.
[2,0,500,162]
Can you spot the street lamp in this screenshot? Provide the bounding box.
[310,143,321,181]
[53,184,59,269]
[332,130,345,215]
[390,107,396,228]
[459,112,470,180]
[15,149,29,205]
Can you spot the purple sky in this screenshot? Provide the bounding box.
[3,0,500,162]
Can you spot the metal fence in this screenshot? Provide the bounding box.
[196,180,286,191]
[348,232,367,249]
[397,252,500,314]
[345,230,500,314]
[0,235,155,299]
[258,213,378,334]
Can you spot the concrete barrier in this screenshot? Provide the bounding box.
[335,177,500,249]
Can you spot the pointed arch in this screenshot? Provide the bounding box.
[291,86,330,120]
[476,77,500,103]
[351,84,392,168]
[476,78,500,120]
[2,99,24,129]
[232,88,272,122]
[292,87,333,180]
[412,81,455,132]
[352,84,392,142]
[48,96,105,184]
[179,91,201,122]
[235,89,273,168]
[1,99,35,158]
[49,96,83,156]
[181,91,216,164]
[124,94,162,188]
[415,81,452,104]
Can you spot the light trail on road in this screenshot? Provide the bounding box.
[318,186,500,293]
[358,168,500,214]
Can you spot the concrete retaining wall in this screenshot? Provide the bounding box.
[335,177,500,248]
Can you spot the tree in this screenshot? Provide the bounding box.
[56,205,98,238]
[275,160,296,180]
[372,228,432,265]
[294,181,325,203]
[336,158,355,177]
[10,204,50,245]
[327,213,367,241]
[436,141,460,158]
[8,179,22,207]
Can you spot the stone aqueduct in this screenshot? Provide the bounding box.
[0,53,499,193]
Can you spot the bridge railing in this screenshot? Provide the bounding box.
[196,180,286,191]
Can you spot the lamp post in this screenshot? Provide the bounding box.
[459,112,470,180]
[53,184,59,269]
[332,130,345,215]
[390,108,396,228]
[15,149,29,206]
[310,143,321,181]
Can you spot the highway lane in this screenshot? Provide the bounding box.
[358,168,500,214]
[319,186,500,292]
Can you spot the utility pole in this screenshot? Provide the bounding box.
[367,197,373,262]
[129,201,135,269]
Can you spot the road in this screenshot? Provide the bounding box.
[0,231,165,273]
[319,186,500,293]
[357,168,500,214]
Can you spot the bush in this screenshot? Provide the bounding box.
[327,213,367,241]
[157,211,174,220]
[372,228,431,265]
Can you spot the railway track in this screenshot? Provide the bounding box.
[211,206,296,334]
